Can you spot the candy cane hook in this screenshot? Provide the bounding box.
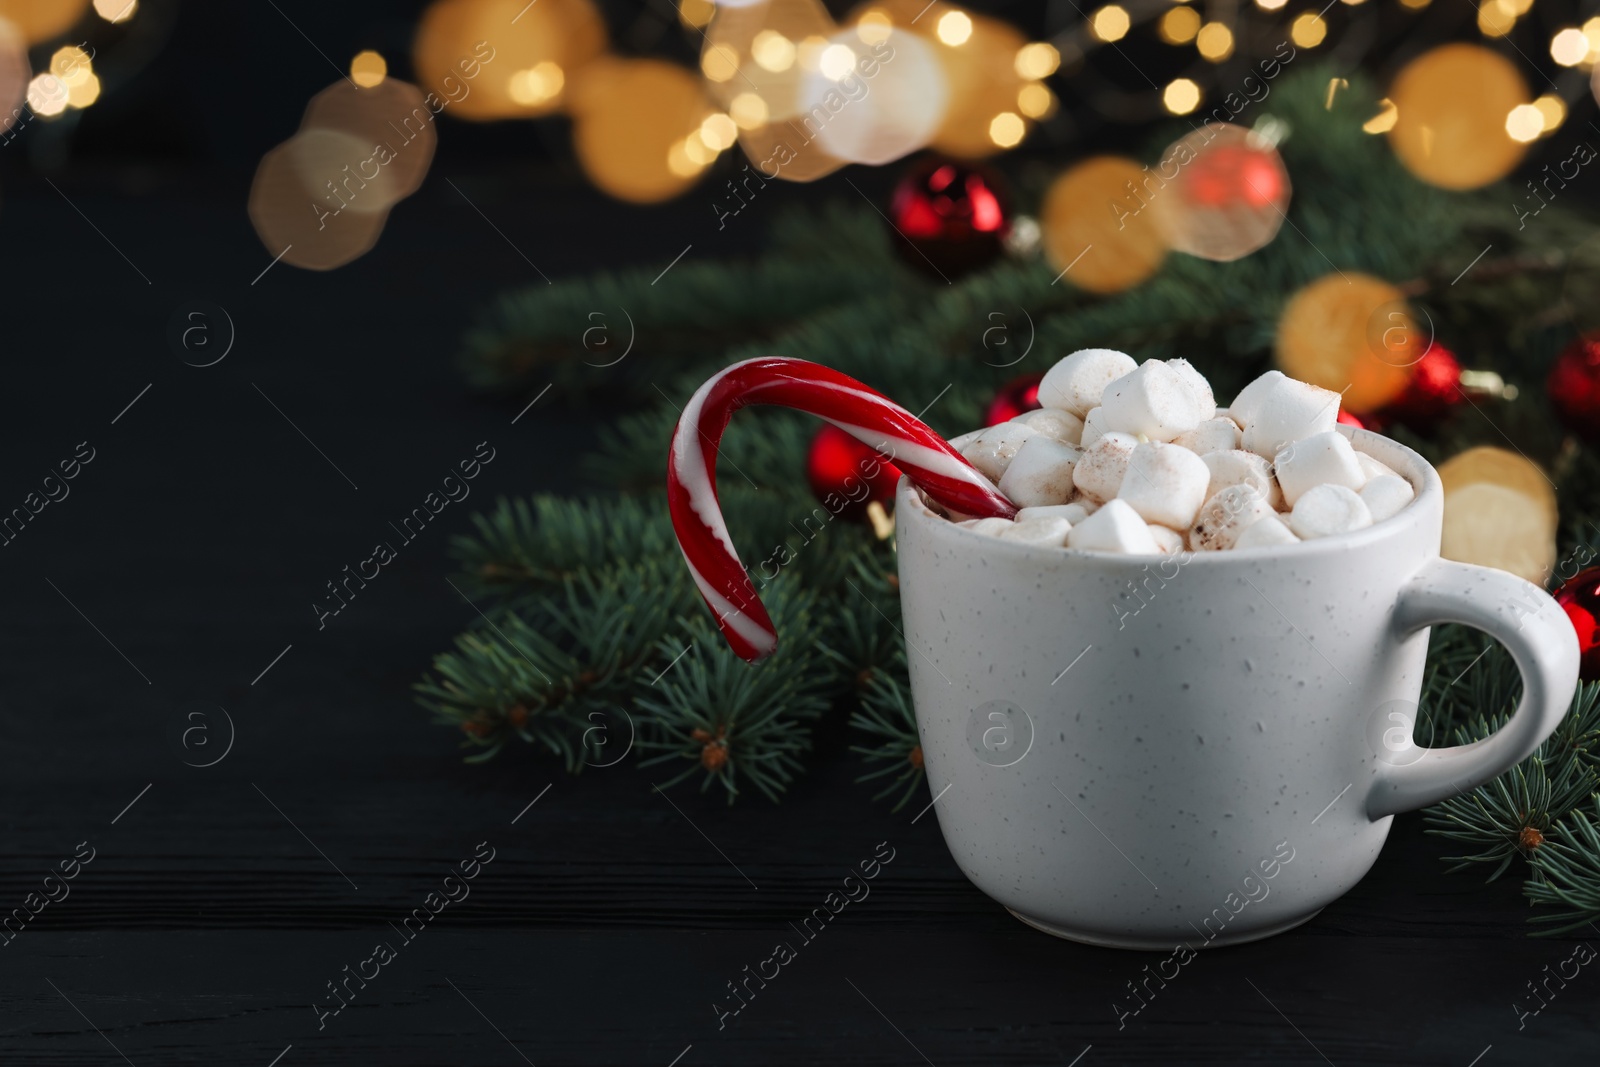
[667,358,1016,661]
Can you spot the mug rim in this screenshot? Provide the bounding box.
[899,423,1442,565]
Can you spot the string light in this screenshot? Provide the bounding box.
[1196,22,1234,61]
[508,62,563,106]
[1090,5,1130,42]
[1255,0,1288,9]
[1585,17,1600,54]
[936,10,972,46]
[350,51,387,88]
[1014,42,1059,79]
[1551,28,1590,67]
[1290,12,1327,48]
[1163,77,1200,115]
[1159,8,1200,44]
[989,111,1025,147]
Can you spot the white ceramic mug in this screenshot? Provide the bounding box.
[895,425,1580,949]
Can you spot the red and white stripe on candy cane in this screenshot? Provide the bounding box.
[667,357,1016,661]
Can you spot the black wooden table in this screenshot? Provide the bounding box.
[0,175,1593,1067]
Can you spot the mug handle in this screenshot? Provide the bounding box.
[1367,557,1581,820]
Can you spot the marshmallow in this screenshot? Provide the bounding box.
[1099,360,1204,441]
[1148,524,1187,554]
[1037,348,1138,416]
[1118,441,1212,529]
[1173,416,1242,455]
[1017,502,1093,525]
[1233,513,1300,549]
[1240,376,1342,458]
[999,515,1073,547]
[1273,430,1366,507]
[1356,452,1399,483]
[959,517,1014,537]
[1201,450,1283,510]
[998,436,1081,508]
[1079,406,1109,449]
[1072,431,1140,503]
[1226,370,1287,430]
[1166,358,1218,420]
[1067,498,1161,554]
[1190,483,1277,552]
[961,423,1037,482]
[1012,407,1084,445]
[1360,474,1415,523]
[1288,483,1373,540]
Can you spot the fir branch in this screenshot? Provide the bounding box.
[848,656,926,812]
[1527,796,1600,935]
[635,580,834,804]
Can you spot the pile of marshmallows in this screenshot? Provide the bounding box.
[953,350,1416,553]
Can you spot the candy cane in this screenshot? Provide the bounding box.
[668,357,1016,661]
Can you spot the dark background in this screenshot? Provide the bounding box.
[0,1,1597,1064]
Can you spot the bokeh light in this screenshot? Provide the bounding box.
[350,50,387,88]
[1477,0,1516,38]
[0,18,27,133]
[1533,93,1566,134]
[988,111,1024,148]
[1041,156,1168,294]
[1013,42,1058,79]
[936,10,971,46]
[1362,97,1398,134]
[1290,12,1326,47]
[302,77,439,203]
[1551,28,1590,67]
[1388,43,1529,189]
[93,0,135,21]
[250,135,391,271]
[798,26,947,166]
[1505,103,1543,143]
[678,0,715,28]
[1196,22,1233,61]
[413,0,607,120]
[1159,7,1200,44]
[25,72,67,117]
[0,0,88,45]
[1091,5,1130,42]
[568,57,717,202]
[1016,82,1053,118]
[1163,77,1200,115]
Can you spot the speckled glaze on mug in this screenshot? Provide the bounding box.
[895,425,1579,950]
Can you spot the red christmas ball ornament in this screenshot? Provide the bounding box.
[1336,408,1367,429]
[984,372,1043,425]
[888,156,1011,280]
[1547,333,1600,443]
[1554,566,1600,681]
[805,425,903,518]
[1374,342,1465,429]
[1185,143,1288,210]
[1154,123,1291,263]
